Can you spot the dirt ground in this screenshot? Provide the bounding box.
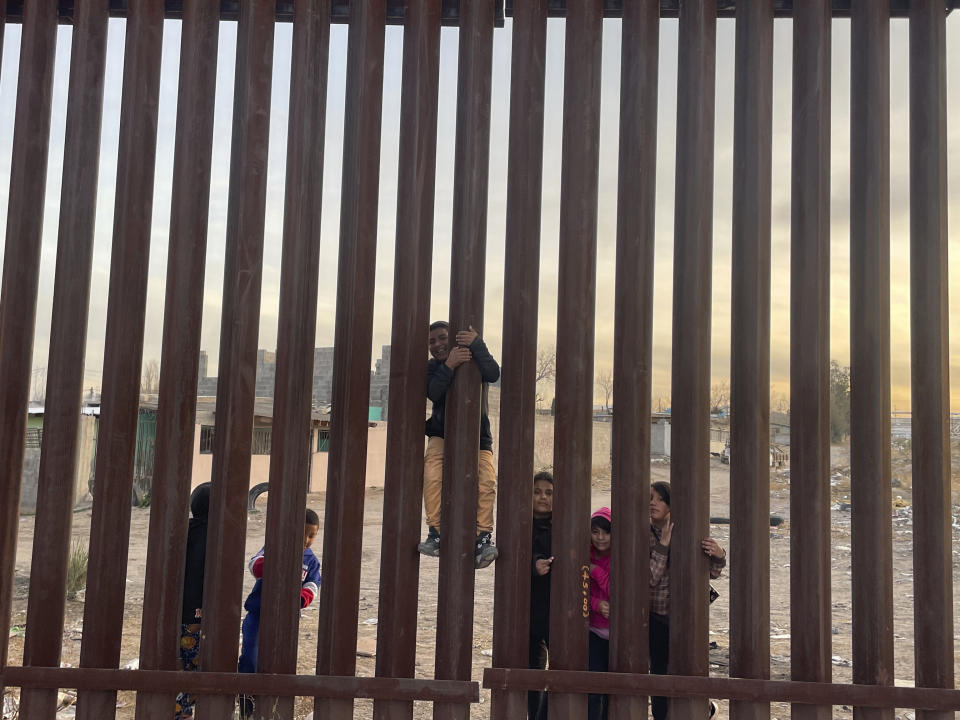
[6,429,960,720]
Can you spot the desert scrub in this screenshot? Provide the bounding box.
[66,540,89,600]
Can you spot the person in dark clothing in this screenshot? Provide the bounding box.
[175,482,210,720]
[648,481,725,720]
[528,471,554,720]
[418,320,501,569]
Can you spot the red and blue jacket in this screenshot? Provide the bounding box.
[243,546,321,614]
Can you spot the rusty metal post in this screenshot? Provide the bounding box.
[0,0,6,70]
[432,2,495,720]
[373,2,440,719]
[489,1,547,719]
[256,2,330,719]
[789,4,833,720]
[134,1,220,719]
[195,2,276,718]
[313,1,385,719]
[17,2,109,718]
[608,2,657,720]
[849,4,894,720]
[547,2,603,719]
[729,4,773,720]
[73,3,164,720]
[0,0,59,693]
[669,2,716,719]
[908,4,954,720]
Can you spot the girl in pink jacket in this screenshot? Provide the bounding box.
[588,506,611,720]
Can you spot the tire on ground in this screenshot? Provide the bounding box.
[248,482,269,513]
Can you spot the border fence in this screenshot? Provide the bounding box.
[1,1,958,719]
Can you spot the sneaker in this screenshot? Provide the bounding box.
[474,531,499,569]
[709,701,717,718]
[418,527,441,557]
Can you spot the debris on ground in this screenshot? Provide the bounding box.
[2,690,19,720]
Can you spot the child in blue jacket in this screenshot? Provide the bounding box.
[238,509,321,675]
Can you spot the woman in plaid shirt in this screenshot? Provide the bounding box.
[649,481,725,720]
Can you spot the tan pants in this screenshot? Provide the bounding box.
[423,436,497,534]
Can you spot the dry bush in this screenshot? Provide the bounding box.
[66,540,89,600]
[2,689,19,720]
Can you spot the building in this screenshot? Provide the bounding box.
[368,345,390,419]
[19,396,393,514]
[312,346,335,404]
[197,350,217,396]
[199,346,392,413]
[255,349,276,398]
[20,406,102,513]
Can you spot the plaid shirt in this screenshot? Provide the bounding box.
[649,523,726,618]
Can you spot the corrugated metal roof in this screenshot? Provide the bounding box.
[140,396,330,425]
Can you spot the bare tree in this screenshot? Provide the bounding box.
[534,345,556,408]
[772,392,790,415]
[830,360,851,442]
[142,359,160,395]
[710,381,730,414]
[536,346,556,384]
[595,368,613,412]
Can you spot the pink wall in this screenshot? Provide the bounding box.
[189,422,392,494]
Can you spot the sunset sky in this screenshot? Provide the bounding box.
[1,11,958,411]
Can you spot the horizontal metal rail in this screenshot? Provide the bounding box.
[6,0,954,23]
[1,668,479,703]
[504,0,958,18]
[483,669,960,711]
[3,0,505,26]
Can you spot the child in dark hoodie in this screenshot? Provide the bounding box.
[175,483,210,720]
[529,471,554,719]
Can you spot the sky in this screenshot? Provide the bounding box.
[0,11,959,412]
